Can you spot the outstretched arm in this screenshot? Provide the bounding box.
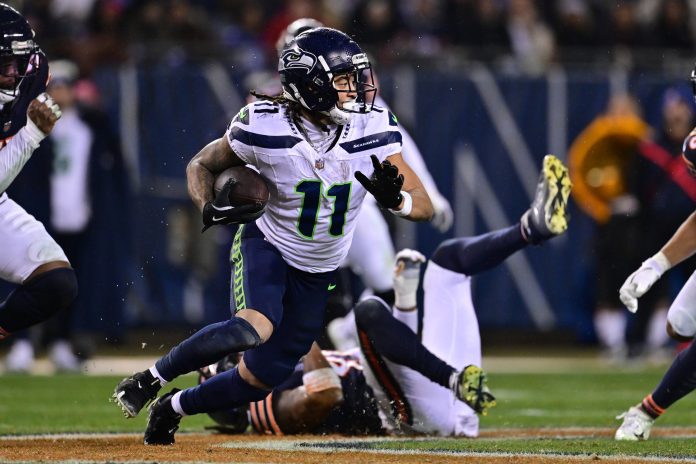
[620,211,696,313]
[660,211,696,266]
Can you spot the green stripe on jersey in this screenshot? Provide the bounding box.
[230,224,247,311]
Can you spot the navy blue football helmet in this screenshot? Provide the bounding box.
[0,3,39,103]
[278,27,376,125]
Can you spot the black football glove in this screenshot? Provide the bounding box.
[354,154,404,209]
[201,178,265,232]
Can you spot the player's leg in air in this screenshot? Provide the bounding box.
[355,250,496,436]
[418,154,571,435]
[615,269,696,441]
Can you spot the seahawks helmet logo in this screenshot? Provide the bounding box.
[280,48,317,74]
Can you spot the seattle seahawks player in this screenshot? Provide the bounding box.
[112,27,434,445]
[275,19,453,346]
[0,4,75,344]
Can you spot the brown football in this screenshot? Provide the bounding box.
[214,166,269,208]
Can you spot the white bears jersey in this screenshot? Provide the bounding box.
[225,101,402,273]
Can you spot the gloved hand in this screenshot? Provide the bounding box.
[429,191,453,233]
[619,253,671,313]
[355,154,404,210]
[201,178,265,232]
[392,248,426,309]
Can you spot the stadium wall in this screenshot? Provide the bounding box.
[80,64,688,341]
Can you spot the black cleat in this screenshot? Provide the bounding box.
[112,370,162,418]
[521,154,572,244]
[144,388,182,445]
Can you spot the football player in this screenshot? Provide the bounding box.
[113,27,435,445]
[0,4,75,343]
[276,18,453,312]
[202,155,571,437]
[615,70,696,439]
[199,251,495,437]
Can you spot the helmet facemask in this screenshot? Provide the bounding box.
[0,38,38,104]
[324,54,376,125]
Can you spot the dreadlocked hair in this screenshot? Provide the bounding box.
[249,89,305,125]
[249,90,331,133]
[248,90,291,105]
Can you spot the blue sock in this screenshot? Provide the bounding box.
[179,366,268,414]
[651,341,696,410]
[431,224,526,276]
[155,317,260,381]
[355,298,454,388]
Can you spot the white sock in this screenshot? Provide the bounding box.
[448,370,459,392]
[170,390,187,416]
[149,365,168,386]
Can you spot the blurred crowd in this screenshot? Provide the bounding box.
[7,0,696,78]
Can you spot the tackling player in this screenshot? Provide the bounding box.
[112,27,435,445]
[0,4,75,342]
[202,155,571,437]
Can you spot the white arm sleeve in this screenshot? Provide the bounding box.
[0,119,46,194]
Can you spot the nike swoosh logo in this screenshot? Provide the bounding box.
[327,284,337,291]
[212,216,227,222]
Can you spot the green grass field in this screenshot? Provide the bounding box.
[2,361,696,460]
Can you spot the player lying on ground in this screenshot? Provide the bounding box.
[112,27,434,445]
[0,3,75,342]
[199,251,495,437]
[201,155,572,437]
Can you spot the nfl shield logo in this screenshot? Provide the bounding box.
[315,159,325,170]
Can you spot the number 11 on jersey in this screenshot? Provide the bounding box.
[295,180,352,239]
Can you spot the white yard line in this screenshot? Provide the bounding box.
[219,436,696,463]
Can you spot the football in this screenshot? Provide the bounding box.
[214,166,269,208]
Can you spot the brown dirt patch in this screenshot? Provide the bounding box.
[0,430,693,464]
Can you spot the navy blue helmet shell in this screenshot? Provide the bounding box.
[278,27,376,123]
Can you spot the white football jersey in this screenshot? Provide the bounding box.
[225,101,403,273]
